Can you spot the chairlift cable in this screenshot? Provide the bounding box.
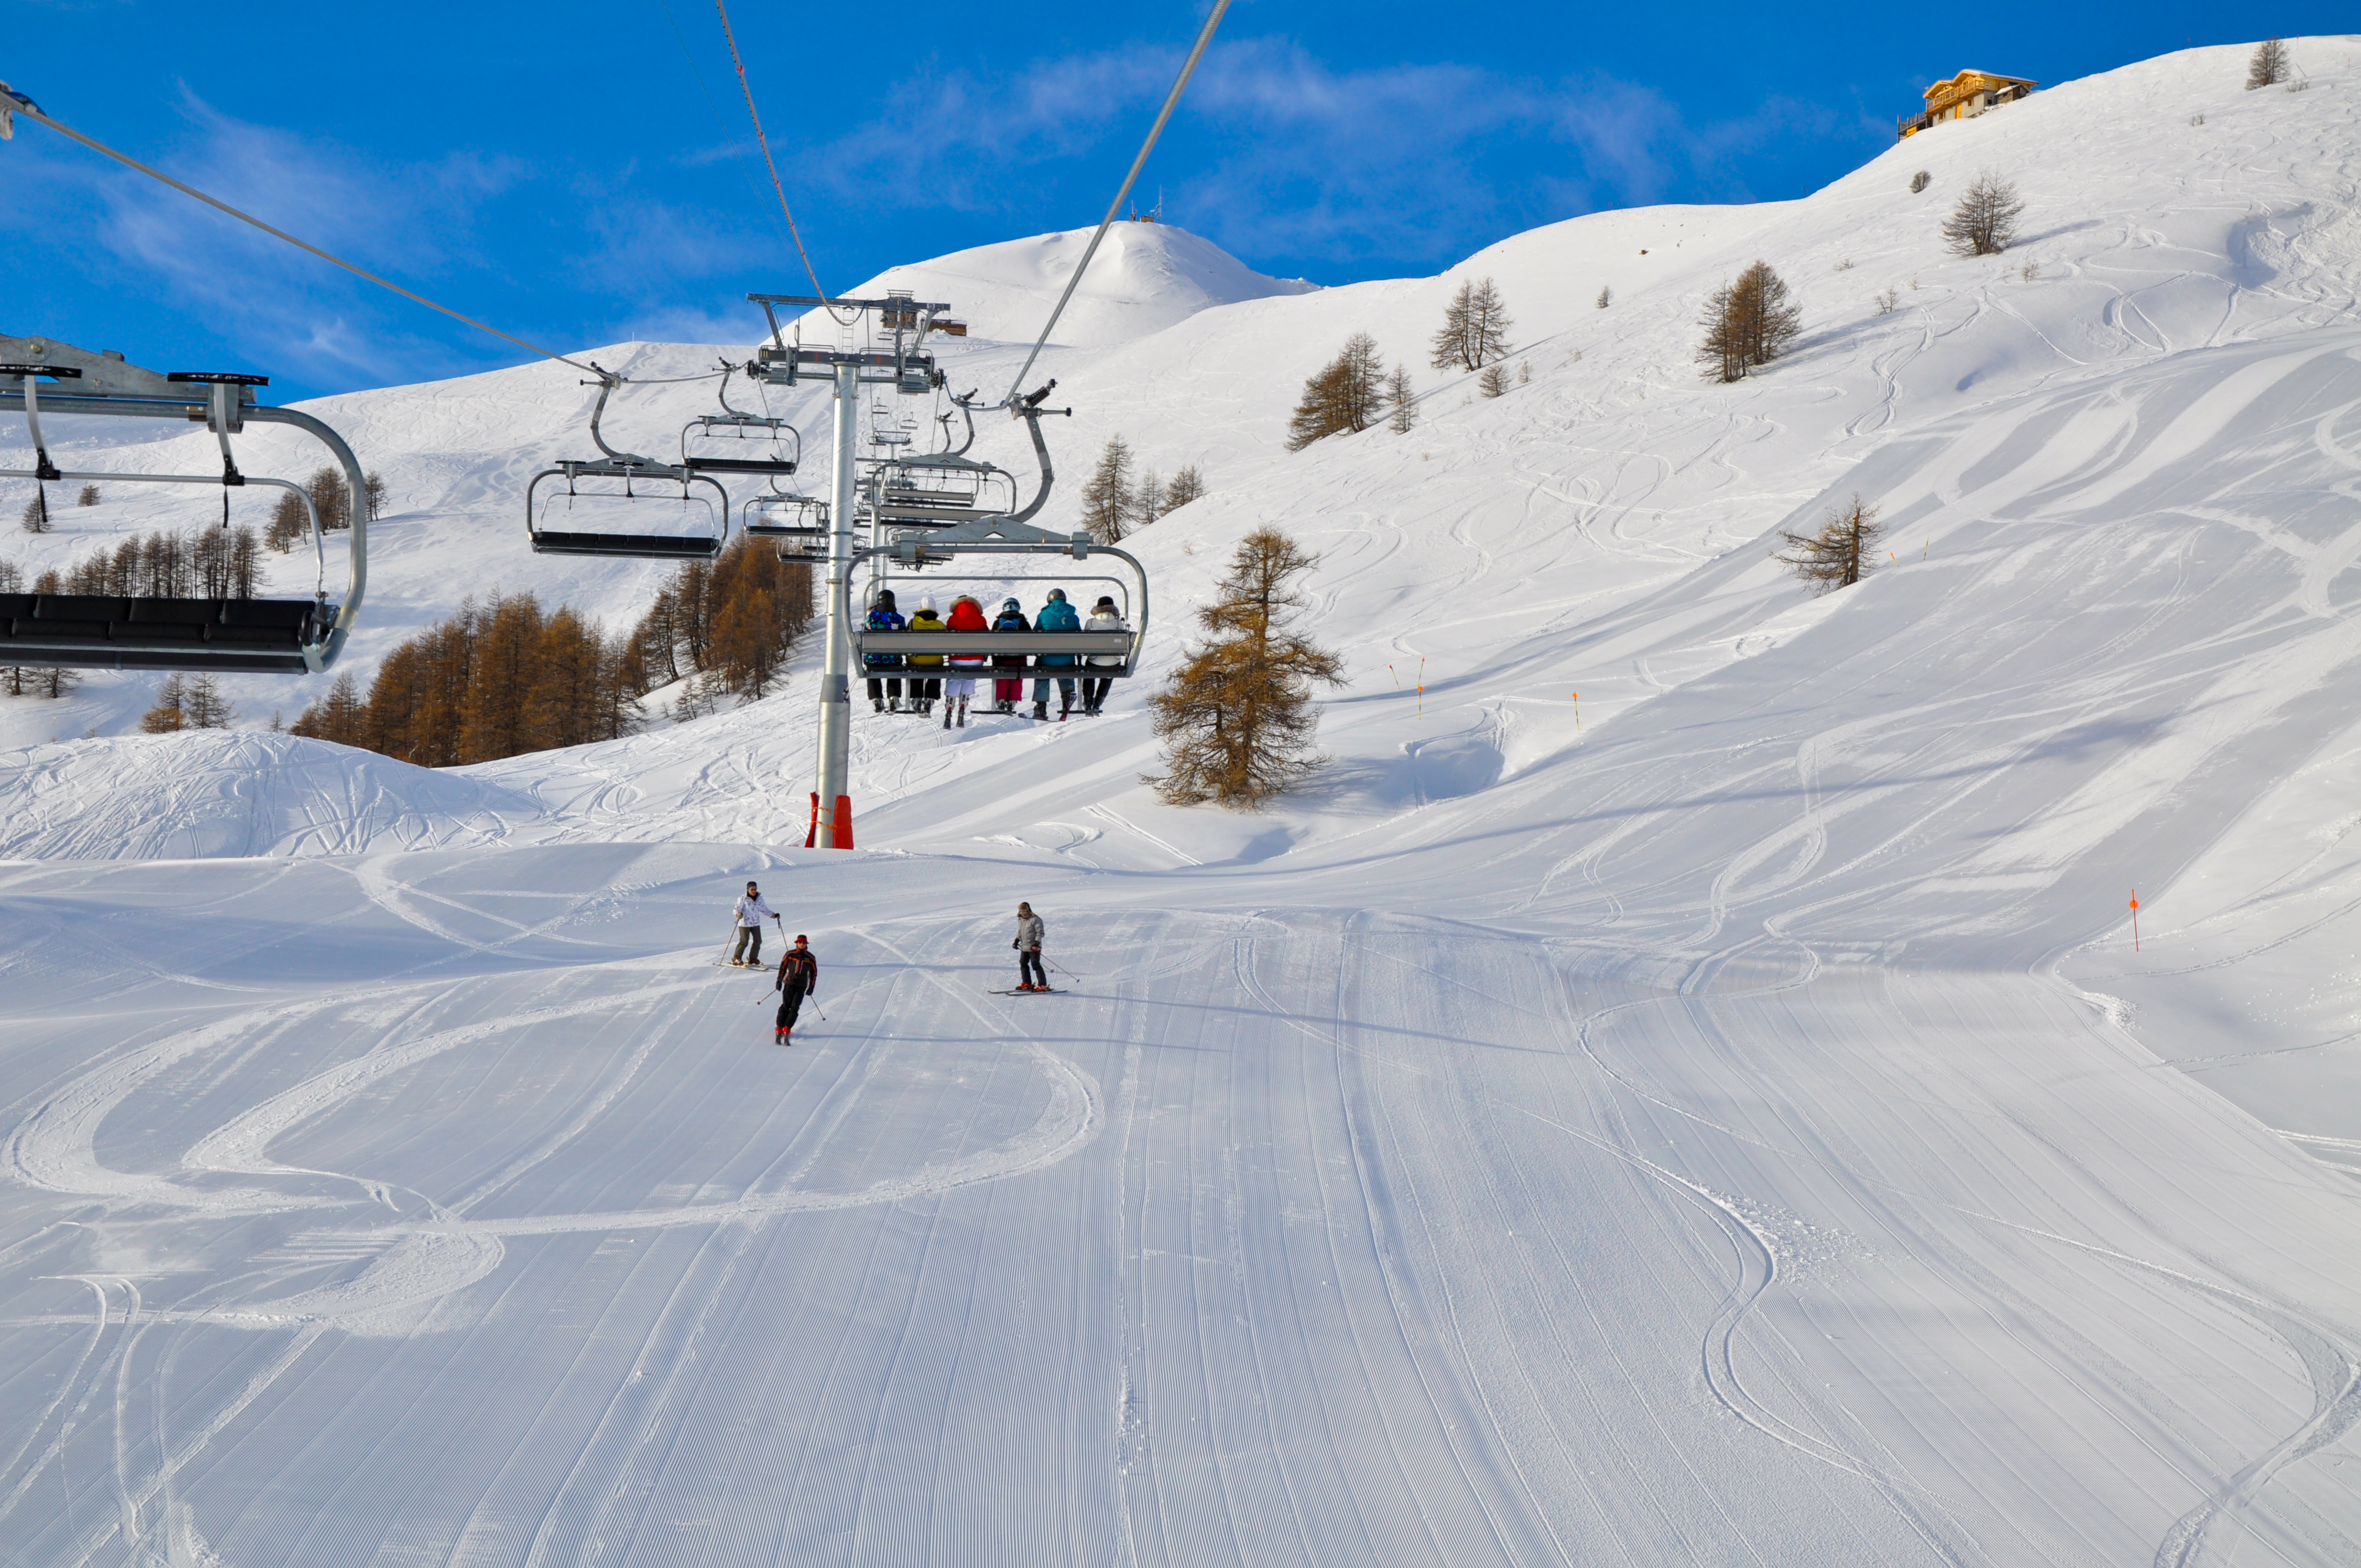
[0,83,605,377]
[1002,0,1231,405]
[657,0,802,260]
[710,0,855,325]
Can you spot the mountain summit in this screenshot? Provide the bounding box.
[841,221,1319,346]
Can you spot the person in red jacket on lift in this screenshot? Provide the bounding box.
[942,593,989,729]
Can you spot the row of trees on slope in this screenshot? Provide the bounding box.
[291,535,813,764]
[1287,277,1524,450]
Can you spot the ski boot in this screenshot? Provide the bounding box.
[942,703,952,730]
[1032,700,1049,721]
[956,698,969,728]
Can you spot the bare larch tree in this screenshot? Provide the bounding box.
[1941,171,2026,256]
[2247,37,2289,89]
[1287,333,1385,451]
[1429,277,1514,373]
[1698,261,1803,383]
[1080,434,1137,544]
[1163,465,1205,511]
[1775,494,1886,592]
[1386,364,1417,433]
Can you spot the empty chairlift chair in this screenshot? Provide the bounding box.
[526,372,728,559]
[742,486,831,561]
[680,366,803,478]
[0,336,365,673]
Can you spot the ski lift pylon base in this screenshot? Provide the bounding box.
[807,791,853,850]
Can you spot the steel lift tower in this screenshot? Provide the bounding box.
[749,291,950,849]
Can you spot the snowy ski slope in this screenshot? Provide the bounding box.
[4,39,2361,1567]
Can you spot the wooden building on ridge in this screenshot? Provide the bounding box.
[1897,70,2037,140]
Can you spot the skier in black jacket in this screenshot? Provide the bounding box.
[774,935,819,1044]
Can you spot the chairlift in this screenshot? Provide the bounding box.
[856,562,1144,679]
[679,364,801,477]
[0,336,362,673]
[870,451,1019,527]
[526,372,728,559]
[854,380,1146,679]
[742,485,830,561]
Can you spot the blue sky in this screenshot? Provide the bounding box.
[6,2,2341,399]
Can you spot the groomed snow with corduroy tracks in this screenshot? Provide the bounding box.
[4,39,2361,1567]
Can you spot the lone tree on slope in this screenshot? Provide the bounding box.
[1698,261,1803,383]
[1775,494,1885,593]
[1386,364,1418,433]
[1149,526,1345,808]
[1429,277,1514,373]
[2247,37,2289,89]
[1941,171,2026,257]
[1287,333,1385,451]
[1080,434,1137,544]
[1163,465,1206,512]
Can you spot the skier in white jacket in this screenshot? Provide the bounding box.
[1013,901,1048,991]
[731,881,778,966]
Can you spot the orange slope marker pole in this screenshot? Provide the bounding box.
[2130,890,2140,952]
[1418,658,1426,721]
[1572,689,1580,730]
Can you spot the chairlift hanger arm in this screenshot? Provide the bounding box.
[1003,382,1070,527]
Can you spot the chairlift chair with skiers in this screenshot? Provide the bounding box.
[852,379,1147,679]
[0,336,364,673]
[857,564,1144,678]
[526,372,728,559]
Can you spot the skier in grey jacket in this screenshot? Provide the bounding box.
[1013,902,1048,991]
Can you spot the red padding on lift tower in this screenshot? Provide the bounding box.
[831,795,854,850]
[806,792,819,849]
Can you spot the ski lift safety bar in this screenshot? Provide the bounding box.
[0,336,366,673]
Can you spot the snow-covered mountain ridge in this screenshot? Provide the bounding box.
[4,40,2361,1568]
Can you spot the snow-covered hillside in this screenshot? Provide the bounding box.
[4,39,2361,1568]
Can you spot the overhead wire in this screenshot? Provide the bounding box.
[0,82,605,377]
[657,0,802,263]
[1002,0,1233,404]
[710,0,855,324]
